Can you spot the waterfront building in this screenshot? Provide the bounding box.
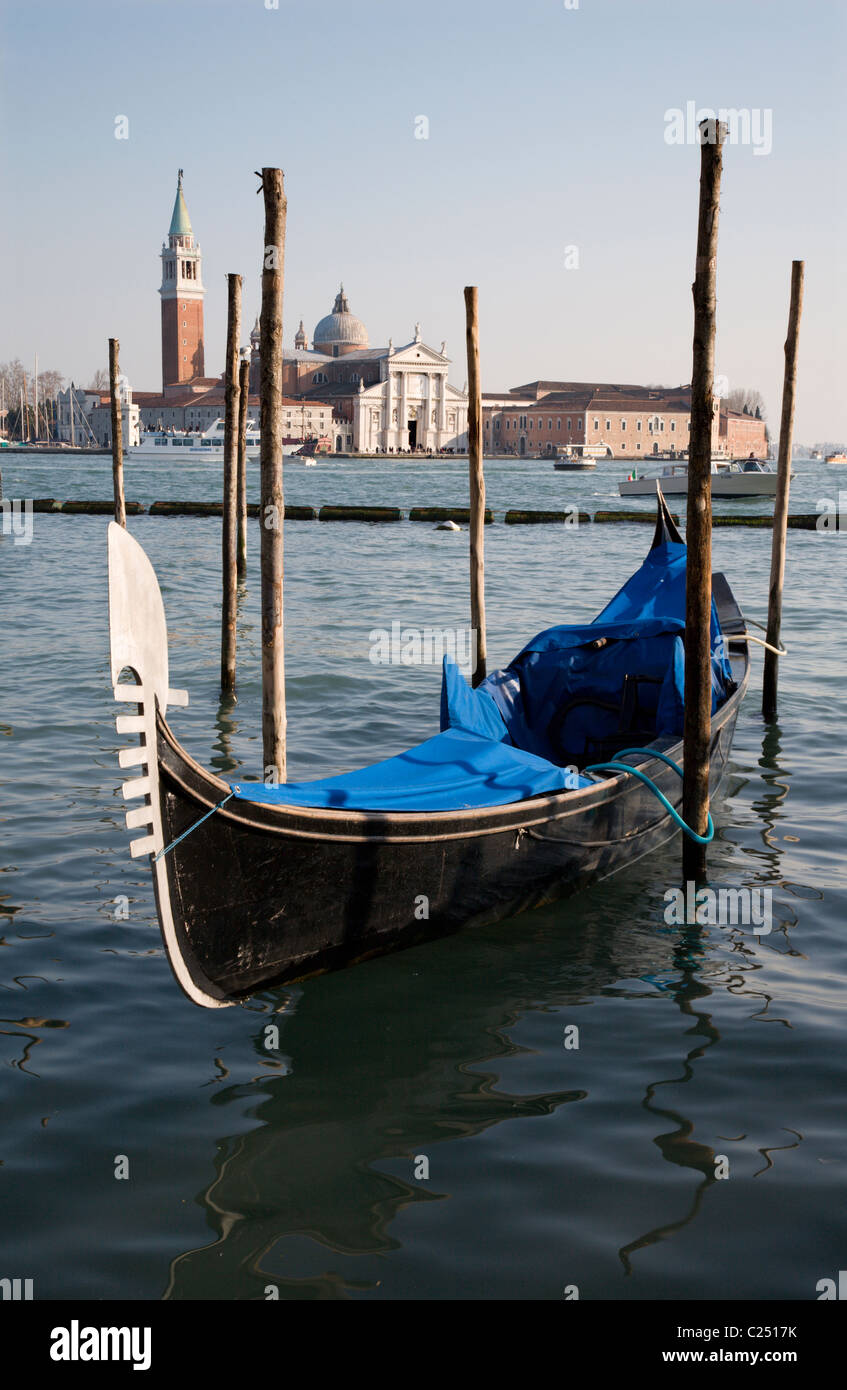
[270,288,468,453]
[89,375,141,448]
[55,381,141,448]
[55,385,102,445]
[61,173,764,462]
[132,384,333,446]
[483,381,768,459]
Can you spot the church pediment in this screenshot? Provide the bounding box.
[389,341,449,365]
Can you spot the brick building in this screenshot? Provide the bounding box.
[483,381,767,459]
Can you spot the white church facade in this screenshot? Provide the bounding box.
[352,332,468,454]
[278,290,469,455]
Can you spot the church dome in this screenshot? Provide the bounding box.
[313,286,368,354]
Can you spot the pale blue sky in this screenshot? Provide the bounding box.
[1,0,843,440]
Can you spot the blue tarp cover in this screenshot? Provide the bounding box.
[230,536,732,812]
[594,539,733,684]
[230,727,592,812]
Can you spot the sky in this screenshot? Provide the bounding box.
[1,0,844,442]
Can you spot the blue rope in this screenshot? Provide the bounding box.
[153,791,235,862]
[583,746,714,845]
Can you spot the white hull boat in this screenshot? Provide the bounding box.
[620,459,780,498]
[127,418,261,463]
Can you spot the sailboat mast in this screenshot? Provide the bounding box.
[34,353,39,443]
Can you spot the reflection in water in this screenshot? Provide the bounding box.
[619,921,803,1269]
[162,724,816,1300]
[210,587,255,778]
[754,1128,802,1178]
[753,721,791,868]
[0,1016,69,1077]
[619,926,722,1274]
[618,723,810,1273]
[164,908,810,1296]
[211,694,238,777]
[163,905,703,1300]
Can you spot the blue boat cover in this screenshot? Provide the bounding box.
[594,539,733,684]
[230,727,592,812]
[230,536,733,812]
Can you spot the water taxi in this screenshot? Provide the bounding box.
[620,457,781,498]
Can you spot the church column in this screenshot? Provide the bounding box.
[400,371,408,450]
[384,374,392,452]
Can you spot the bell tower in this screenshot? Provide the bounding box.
[160,170,205,391]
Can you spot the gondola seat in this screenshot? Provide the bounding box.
[440,618,731,770]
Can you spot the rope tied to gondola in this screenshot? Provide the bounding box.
[153,791,235,862]
[583,746,715,845]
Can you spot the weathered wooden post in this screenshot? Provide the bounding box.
[682,118,725,881]
[236,355,250,579]
[109,338,126,527]
[221,273,242,693]
[259,169,287,781]
[762,261,804,722]
[464,285,487,687]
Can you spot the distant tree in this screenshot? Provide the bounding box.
[0,360,27,437]
[726,386,767,418]
[38,368,64,399]
[88,367,109,392]
[0,358,27,404]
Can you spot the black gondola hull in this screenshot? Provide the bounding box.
[156,648,746,999]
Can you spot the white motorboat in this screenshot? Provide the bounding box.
[127,418,261,462]
[551,444,599,470]
[619,458,781,498]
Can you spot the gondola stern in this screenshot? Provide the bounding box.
[650,483,684,549]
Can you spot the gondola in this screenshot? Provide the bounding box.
[107,492,749,1009]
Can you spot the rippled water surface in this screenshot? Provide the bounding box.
[1,452,845,1300]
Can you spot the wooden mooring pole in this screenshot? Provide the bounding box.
[259,168,287,782]
[762,261,804,722]
[464,285,487,687]
[236,355,250,579]
[682,118,725,882]
[221,272,242,693]
[109,338,126,527]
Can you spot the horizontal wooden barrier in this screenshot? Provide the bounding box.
[18,503,820,529]
[148,501,221,516]
[593,509,681,525]
[318,505,402,522]
[32,498,145,515]
[711,513,819,529]
[409,506,493,523]
[504,509,592,524]
[147,501,317,519]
